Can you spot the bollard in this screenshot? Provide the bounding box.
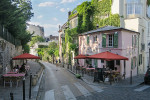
[29,73,32,99]
[10,92,14,100]
[109,71,112,85]
[23,78,25,100]
[130,70,132,85]
[82,69,84,77]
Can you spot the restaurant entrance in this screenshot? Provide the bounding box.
[107,61,114,70]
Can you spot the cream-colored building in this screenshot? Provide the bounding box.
[111,0,149,74]
[59,12,78,64]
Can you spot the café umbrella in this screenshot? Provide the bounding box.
[12,53,40,60]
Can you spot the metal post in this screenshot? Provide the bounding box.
[130,70,132,85]
[109,70,112,85]
[124,60,126,79]
[10,92,13,100]
[29,73,32,99]
[149,48,150,68]
[23,78,25,100]
[82,68,84,77]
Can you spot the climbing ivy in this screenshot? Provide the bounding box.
[91,0,120,28]
[62,0,120,64]
[147,0,150,6]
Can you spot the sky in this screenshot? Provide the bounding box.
[28,0,90,37]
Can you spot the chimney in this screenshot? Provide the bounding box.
[96,24,99,29]
[68,11,71,18]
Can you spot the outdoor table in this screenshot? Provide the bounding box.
[86,68,95,76]
[3,73,25,77]
[3,73,25,87]
[7,72,18,74]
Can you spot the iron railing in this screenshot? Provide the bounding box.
[0,24,21,46]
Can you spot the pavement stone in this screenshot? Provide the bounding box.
[0,60,43,100]
[67,68,145,88]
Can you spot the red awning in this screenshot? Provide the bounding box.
[74,54,88,59]
[12,53,40,60]
[87,51,128,60]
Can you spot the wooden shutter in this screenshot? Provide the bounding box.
[102,34,106,47]
[113,32,118,48]
[87,36,89,45]
[94,59,97,68]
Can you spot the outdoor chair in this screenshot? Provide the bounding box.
[11,77,21,87]
[4,77,12,88]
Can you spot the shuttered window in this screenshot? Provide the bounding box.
[102,34,106,47]
[113,32,118,48]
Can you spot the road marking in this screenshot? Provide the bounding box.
[74,82,91,97]
[44,90,55,100]
[82,78,103,92]
[61,85,77,100]
[134,85,150,92]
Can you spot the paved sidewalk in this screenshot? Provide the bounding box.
[68,68,145,87]
[0,60,43,100]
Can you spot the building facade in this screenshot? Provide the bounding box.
[27,23,45,38]
[79,26,139,78]
[112,0,149,74]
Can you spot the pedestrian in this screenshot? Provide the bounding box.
[56,60,58,64]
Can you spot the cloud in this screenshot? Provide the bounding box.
[60,8,66,12]
[27,21,60,29]
[37,15,43,19]
[60,8,70,12]
[38,2,56,7]
[53,17,58,21]
[61,0,76,3]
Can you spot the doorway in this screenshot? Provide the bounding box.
[107,60,114,70]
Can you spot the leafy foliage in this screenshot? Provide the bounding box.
[147,0,150,6]
[0,0,33,45]
[29,36,45,47]
[62,0,120,64]
[23,44,30,53]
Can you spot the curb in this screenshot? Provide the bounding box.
[32,62,45,99]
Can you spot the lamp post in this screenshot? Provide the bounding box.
[53,51,54,64]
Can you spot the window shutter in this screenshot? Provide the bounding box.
[132,35,134,47]
[87,36,89,45]
[94,59,97,68]
[102,34,106,47]
[131,58,133,69]
[113,32,118,48]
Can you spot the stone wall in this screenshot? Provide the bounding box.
[0,37,23,74]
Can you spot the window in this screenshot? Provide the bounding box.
[126,0,141,15]
[108,34,113,47]
[139,54,142,65]
[101,60,104,63]
[131,57,136,69]
[102,32,118,48]
[93,35,97,42]
[116,60,120,65]
[132,35,137,47]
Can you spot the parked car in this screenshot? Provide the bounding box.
[144,68,150,84]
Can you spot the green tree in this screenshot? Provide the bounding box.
[30,36,45,47]
[0,0,33,46]
[23,44,30,53]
